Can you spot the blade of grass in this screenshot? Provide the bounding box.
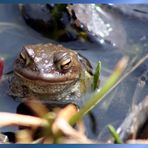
[93,61,101,90]
[69,56,128,125]
[107,124,122,144]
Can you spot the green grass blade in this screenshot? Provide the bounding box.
[93,61,101,90]
[107,124,122,144]
[69,56,128,125]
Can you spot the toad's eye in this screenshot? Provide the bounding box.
[54,52,72,70]
[20,50,30,66]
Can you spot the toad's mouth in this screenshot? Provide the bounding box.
[14,68,80,84]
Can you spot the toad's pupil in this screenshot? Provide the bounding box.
[20,52,26,60]
[60,58,71,69]
[54,52,69,63]
[61,58,71,66]
[56,58,71,70]
[54,52,72,70]
[20,52,30,66]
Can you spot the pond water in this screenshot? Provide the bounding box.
[0,4,147,141]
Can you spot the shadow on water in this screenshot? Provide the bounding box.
[0,4,147,141]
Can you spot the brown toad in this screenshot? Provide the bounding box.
[10,43,93,103]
